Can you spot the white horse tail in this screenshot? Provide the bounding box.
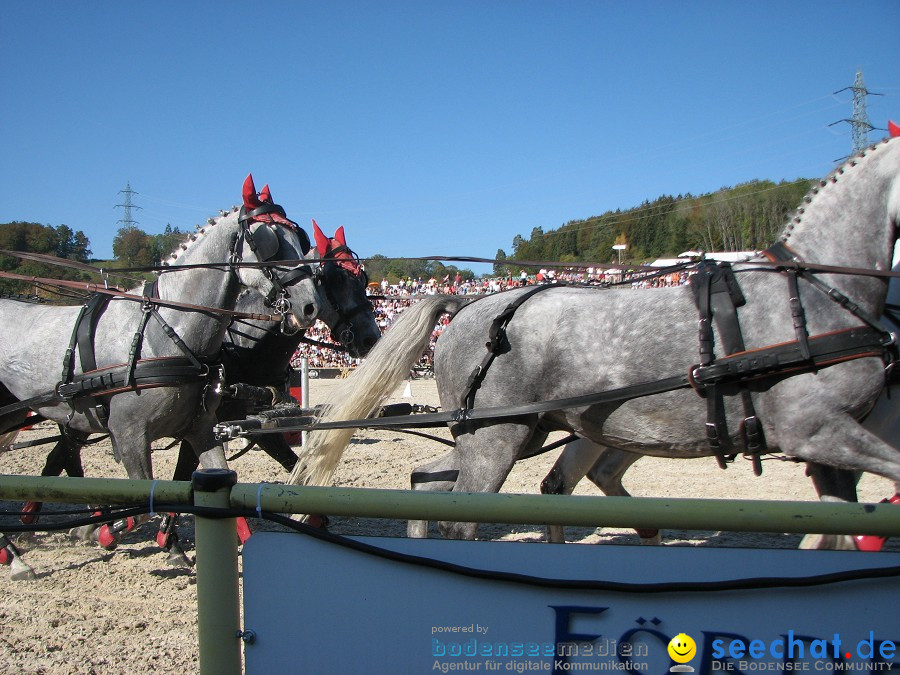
[289,295,469,487]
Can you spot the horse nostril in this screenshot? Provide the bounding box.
[303,303,316,317]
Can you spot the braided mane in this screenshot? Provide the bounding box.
[163,206,240,266]
[780,135,899,243]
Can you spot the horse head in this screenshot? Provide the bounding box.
[236,174,320,334]
[312,220,381,357]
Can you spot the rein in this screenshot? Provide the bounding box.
[0,270,285,323]
[217,245,899,465]
[0,195,318,426]
[217,324,890,441]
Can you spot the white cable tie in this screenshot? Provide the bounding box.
[149,479,160,516]
[256,482,266,518]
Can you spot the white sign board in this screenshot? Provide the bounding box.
[243,533,900,674]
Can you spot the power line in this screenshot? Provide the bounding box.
[114,181,142,229]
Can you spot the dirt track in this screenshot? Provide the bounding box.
[0,378,897,673]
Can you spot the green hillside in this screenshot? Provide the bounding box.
[505,178,814,268]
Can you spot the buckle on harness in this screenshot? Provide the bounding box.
[452,408,471,424]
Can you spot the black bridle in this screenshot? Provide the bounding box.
[236,203,315,324]
[315,245,372,352]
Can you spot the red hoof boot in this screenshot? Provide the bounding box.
[97,524,118,550]
[96,516,137,551]
[156,513,178,550]
[20,501,42,525]
[301,514,329,529]
[854,494,899,552]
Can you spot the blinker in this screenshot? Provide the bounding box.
[249,222,279,261]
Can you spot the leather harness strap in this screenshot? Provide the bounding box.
[76,293,112,375]
[229,325,889,441]
[461,283,564,411]
[693,261,767,473]
[690,326,890,389]
[55,357,210,400]
[0,283,219,428]
[61,293,115,425]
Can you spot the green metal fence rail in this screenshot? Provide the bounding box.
[1,470,899,674]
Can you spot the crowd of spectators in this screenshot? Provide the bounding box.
[289,266,691,372]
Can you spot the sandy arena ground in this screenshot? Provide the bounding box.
[0,378,897,673]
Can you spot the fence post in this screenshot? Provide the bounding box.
[192,469,241,675]
[301,356,310,446]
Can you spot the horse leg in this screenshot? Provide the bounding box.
[145,440,204,568]
[541,441,658,543]
[156,430,238,568]
[439,418,537,540]
[540,437,606,543]
[257,435,299,473]
[70,430,154,551]
[408,449,460,538]
[0,533,36,581]
[800,462,863,550]
[776,410,900,550]
[23,428,87,525]
[583,449,661,544]
[90,431,152,550]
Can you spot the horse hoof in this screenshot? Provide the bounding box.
[637,529,662,545]
[95,525,118,551]
[69,525,97,542]
[10,563,36,581]
[166,551,193,568]
[799,533,858,550]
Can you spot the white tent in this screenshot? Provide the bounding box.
[648,251,757,267]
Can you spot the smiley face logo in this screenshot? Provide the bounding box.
[668,633,697,664]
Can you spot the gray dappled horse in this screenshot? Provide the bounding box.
[538,264,900,549]
[0,175,320,575]
[16,221,381,556]
[172,222,381,477]
[292,135,900,543]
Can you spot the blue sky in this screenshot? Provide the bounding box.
[2,2,898,273]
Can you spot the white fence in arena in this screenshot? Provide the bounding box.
[1,471,898,674]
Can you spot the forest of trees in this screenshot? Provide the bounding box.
[496,178,814,274]
[0,222,94,297]
[361,255,476,286]
[0,221,188,298]
[1,176,815,295]
[112,223,187,267]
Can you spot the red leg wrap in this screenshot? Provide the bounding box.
[0,548,11,566]
[156,513,177,550]
[97,516,137,550]
[236,517,252,544]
